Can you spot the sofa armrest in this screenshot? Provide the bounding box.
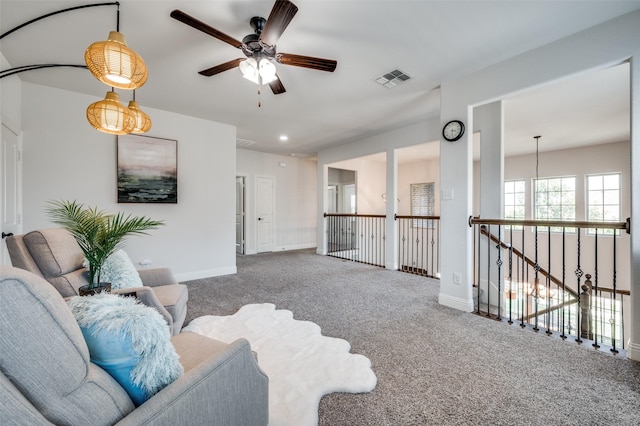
[112,287,174,333]
[137,268,178,288]
[115,333,269,426]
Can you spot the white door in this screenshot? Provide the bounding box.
[235,176,245,254]
[1,122,22,265]
[256,176,274,253]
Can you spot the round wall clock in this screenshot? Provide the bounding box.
[442,120,465,142]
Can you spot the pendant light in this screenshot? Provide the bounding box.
[86,90,135,135]
[127,91,152,134]
[84,3,147,90]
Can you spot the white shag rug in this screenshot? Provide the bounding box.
[183,303,377,426]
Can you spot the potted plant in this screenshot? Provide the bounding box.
[46,200,164,295]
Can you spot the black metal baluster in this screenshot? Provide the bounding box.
[486,225,492,317]
[575,231,583,344]
[610,230,618,354]
[476,223,481,315]
[521,226,526,328]
[533,225,540,332]
[593,229,600,349]
[546,226,552,335]
[560,227,567,340]
[508,226,514,325]
[496,225,503,321]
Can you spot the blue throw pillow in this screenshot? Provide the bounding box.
[68,293,183,406]
[80,323,148,405]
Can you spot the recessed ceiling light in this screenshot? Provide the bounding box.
[279,135,289,141]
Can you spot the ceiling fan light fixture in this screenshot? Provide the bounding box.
[86,91,135,135]
[127,100,152,134]
[240,58,278,85]
[85,31,148,90]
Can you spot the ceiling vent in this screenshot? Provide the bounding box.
[236,138,256,148]
[374,69,411,88]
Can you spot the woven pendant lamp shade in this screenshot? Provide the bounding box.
[127,100,152,134]
[86,91,135,135]
[85,31,148,90]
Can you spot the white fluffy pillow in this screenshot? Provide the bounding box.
[92,250,143,289]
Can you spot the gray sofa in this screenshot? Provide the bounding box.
[6,228,187,335]
[0,266,269,425]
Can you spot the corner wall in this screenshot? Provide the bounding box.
[20,83,237,282]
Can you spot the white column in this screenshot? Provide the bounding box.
[385,148,398,270]
[316,164,328,255]
[476,101,505,315]
[439,102,474,312]
[628,53,640,361]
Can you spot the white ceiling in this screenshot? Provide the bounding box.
[1,1,638,160]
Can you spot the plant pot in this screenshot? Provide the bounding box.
[79,282,112,296]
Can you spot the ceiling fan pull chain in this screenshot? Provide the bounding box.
[258,65,262,107]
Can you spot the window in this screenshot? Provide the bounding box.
[411,182,435,228]
[504,180,525,229]
[587,173,620,236]
[533,176,575,232]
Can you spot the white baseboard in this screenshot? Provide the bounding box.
[438,292,474,312]
[175,266,237,282]
[274,243,317,252]
[627,341,640,362]
[244,244,316,254]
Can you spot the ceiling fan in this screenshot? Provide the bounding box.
[170,0,337,95]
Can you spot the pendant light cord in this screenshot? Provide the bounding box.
[0,2,119,40]
[534,135,541,181]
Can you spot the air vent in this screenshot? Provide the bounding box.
[374,69,411,88]
[236,138,256,148]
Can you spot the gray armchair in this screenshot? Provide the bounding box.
[0,266,269,425]
[6,228,187,335]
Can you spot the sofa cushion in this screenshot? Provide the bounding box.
[22,229,84,278]
[0,266,134,425]
[67,293,183,406]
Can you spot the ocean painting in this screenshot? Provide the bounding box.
[117,135,177,203]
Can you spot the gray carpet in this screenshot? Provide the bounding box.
[184,249,640,425]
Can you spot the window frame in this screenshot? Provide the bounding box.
[585,172,621,237]
[532,175,576,233]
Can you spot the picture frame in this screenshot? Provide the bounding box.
[117,134,178,204]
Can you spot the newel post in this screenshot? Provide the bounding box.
[580,274,593,340]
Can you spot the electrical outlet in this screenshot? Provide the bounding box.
[453,272,462,285]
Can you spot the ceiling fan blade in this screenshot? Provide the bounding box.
[276,53,337,72]
[259,0,299,48]
[198,58,244,76]
[269,76,286,95]
[171,10,243,49]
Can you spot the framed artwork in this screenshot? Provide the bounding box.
[117,134,178,203]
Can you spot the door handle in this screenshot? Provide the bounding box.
[2,232,14,239]
[258,217,263,221]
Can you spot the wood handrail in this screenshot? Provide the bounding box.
[395,215,441,220]
[470,216,630,233]
[323,213,386,218]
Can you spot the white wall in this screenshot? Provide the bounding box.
[397,158,440,216]
[19,83,237,281]
[329,157,387,215]
[236,149,317,254]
